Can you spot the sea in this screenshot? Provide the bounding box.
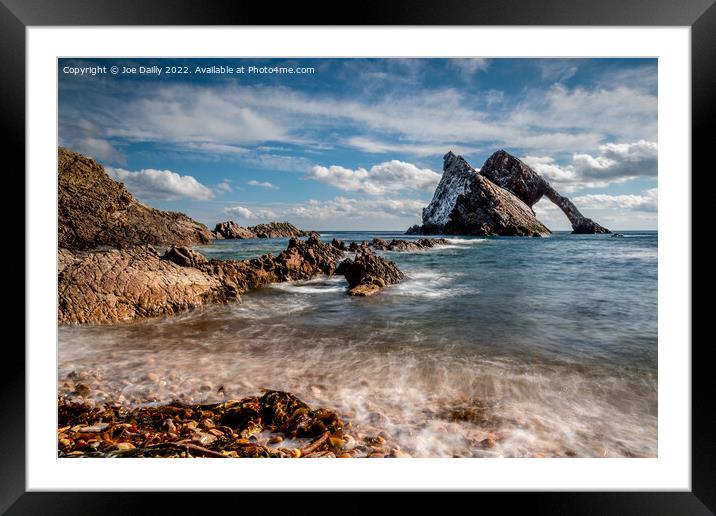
[58,231,658,458]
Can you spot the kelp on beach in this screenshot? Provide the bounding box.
[57,390,406,458]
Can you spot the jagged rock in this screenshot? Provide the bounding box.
[212,221,306,240]
[341,248,404,297]
[422,151,476,227]
[213,221,256,239]
[480,150,610,234]
[58,148,214,250]
[331,238,348,251]
[348,241,368,252]
[405,225,422,235]
[408,150,609,235]
[58,246,230,324]
[58,236,346,325]
[444,173,551,236]
[371,238,390,249]
[367,238,449,251]
[162,245,209,268]
[335,258,352,276]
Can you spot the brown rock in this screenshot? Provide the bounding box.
[475,150,609,234]
[162,245,209,268]
[214,221,306,240]
[444,173,551,236]
[58,148,214,250]
[58,246,231,324]
[341,248,404,297]
[212,220,256,239]
[331,238,347,251]
[58,235,345,324]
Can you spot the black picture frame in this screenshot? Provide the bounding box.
[4,0,711,513]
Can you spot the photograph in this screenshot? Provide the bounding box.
[56,57,658,459]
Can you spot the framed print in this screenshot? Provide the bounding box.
[5,0,712,513]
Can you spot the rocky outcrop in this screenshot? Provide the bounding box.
[407,150,609,235]
[58,235,346,324]
[58,246,229,324]
[199,235,345,295]
[58,148,214,250]
[369,238,450,252]
[422,151,475,227]
[212,221,306,240]
[412,152,550,236]
[478,150,610,234]
[444,173,551,236]
[340,248,404,297]
[213,221,256,239]
[162,246,209,268]
[337,238,449,253]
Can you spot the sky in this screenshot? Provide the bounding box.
[58,58,657,231]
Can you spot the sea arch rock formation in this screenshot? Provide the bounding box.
[414,150,609,235]
[478,150,610,234]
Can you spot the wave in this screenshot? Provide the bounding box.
[269,276,347,295]
[386,269,473,299]
[443,238,486,245]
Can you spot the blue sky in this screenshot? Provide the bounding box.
[58,58,657,230]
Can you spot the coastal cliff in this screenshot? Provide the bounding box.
[58,148,214,250]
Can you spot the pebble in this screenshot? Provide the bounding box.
[74,384,91,397]
[268,436,284,444]
[146,372,160,383]
[161,419,176,433]
[192,433,217,447]
[116,442,135,450]
[290,448,301,458]
[391,449,411,458]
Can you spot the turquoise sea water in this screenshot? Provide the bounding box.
[58,231,658,457]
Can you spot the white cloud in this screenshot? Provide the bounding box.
[216,180,233,193]
[308,160,441,195]
[573,188,657,212]
[62,76,656,160]
[247,180,278,190]
[243,153,312,172]
[345,137,477,157]
[523,140,657,191]
[183,142,250,156]
[448,58,490,76]
[222,197,426,226]
[281,197,426,220]
[224,206,258,220]
[106,167,213,200]
[533,188,657,230]
[538,60,579,82]
[72,137,125,165]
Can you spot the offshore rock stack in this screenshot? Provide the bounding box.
[408,150,609,236]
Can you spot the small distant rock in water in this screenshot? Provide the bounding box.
[612,233,625,238]
[213,220,306,240]
[331,238,348,251]
[369,238,450,252]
